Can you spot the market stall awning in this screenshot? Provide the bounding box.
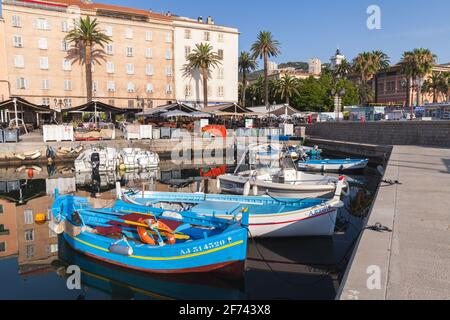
[137,102,198,117]
[161,110,192,118]
[0,97,52,113]
[64,101,142,115]
[202,103,255,115]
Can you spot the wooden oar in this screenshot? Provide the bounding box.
[79,210,190,240]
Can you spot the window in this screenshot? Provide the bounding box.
[204,32,210,41]
[126,63,134,75]
[146,83,154,93]
[0,242,5,253]
[63,98,72,108]
[108,99,115,106]
[146,31,153,41]
[218,33,224,42]
[13,35,23,48]
[38,38,48,50]
[49,229,57,238]
[185,46,191,58]
[12,15,21,28]
[61,20,69,32]
[125,28,133,39]
[218,86,224,97]
[184,29,191,39]
[105,25,113,37]
[107,81,116,92]
[145,64,154,76]
[61,40,69,51]
[165,32,172,43]
[127,82,135,93]
[25,229,34,242]
[165,66,173,76]
[64,79,72,91]
[106,61,115,73]
[218,49,224,60]
[145,48,155,60]
[14,55,25,68]
[16,78,28,90]
[127,100,134,108]
[39,57,49,70]
[0,204,3,214]
[126,47,133,57]
[49,244,58,253]
[166,84,173,94]
[184,84,192,97]
[218,67,224,79]
[106,44,114,55]
[41,79,50,90]
[42,97,50,106]
[92,81,98,93]
[35,18,50,30]
[62,59,71,71]
[165,49,172,60]
[26,245,35,259]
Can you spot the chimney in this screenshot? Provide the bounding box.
[198,16,203,23]
[206,16,214,24]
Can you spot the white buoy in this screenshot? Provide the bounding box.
[243,181,251,196]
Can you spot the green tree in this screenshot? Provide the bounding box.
[401,48,436,107]
[238,51,258,107]
[251,31,281,111]
[65,16,111,102]
[421,72,447,103]
[185,43,222,108]
[275,74,300,106]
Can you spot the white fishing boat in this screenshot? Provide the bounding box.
[74,146,118,173]
[218,168,339,198]
[118,148,160,171]
[117,177,346,238]
[247,143,283,164]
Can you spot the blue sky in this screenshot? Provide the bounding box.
[99,0,450,66]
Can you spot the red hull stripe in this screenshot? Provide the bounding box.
[249,209,336,227]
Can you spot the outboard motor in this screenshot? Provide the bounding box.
[91,152,100,171]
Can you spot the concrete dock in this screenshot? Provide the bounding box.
[339,145,450,300]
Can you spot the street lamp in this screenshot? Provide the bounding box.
[331,88,345,121]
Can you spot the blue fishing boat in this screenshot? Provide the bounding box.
[50,191,249,277]
[297,158,369,172]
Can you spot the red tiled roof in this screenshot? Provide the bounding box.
[19,0,172,20]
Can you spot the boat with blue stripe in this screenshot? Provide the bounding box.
[297,158,369,172]
[119,177,346,238]
[50,191,249,277]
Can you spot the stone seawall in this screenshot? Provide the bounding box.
[304,121,450,147]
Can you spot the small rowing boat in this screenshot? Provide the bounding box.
[119,177,346,238]
[297,158,369,172]
[50,191,249,277]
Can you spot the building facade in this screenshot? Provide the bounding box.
[0,0,239,110]
[173,16,239,107]
[308,58,322,75]
[375,64,450,106]
[330,48,345,70]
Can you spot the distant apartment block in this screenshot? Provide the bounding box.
[0,0,239,109]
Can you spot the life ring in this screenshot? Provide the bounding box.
[136,218,176,245]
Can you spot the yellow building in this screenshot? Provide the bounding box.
[0,0,177,109]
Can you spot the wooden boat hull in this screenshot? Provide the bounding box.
[125,191,344,238]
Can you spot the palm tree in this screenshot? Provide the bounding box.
[65,16,111,103]
[275,74,300,106]
[352,51,390,105]
[251,31,281,111]
[371,50,390,102]
[422,72,447,103]
[334,59,352,79]
[185,43,222,108]
[238,51,258,107]
[401,48,436,108]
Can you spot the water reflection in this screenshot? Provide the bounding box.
[0,164,380,300]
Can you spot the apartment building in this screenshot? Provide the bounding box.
[0,0,239,110]
[173,15,239,107]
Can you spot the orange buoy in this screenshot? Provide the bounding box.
[27,168,34,179]
[137,225,157,245]
[35,213,47,224]
[137,218,176,245]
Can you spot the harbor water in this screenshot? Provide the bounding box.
[0,156,381,300]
